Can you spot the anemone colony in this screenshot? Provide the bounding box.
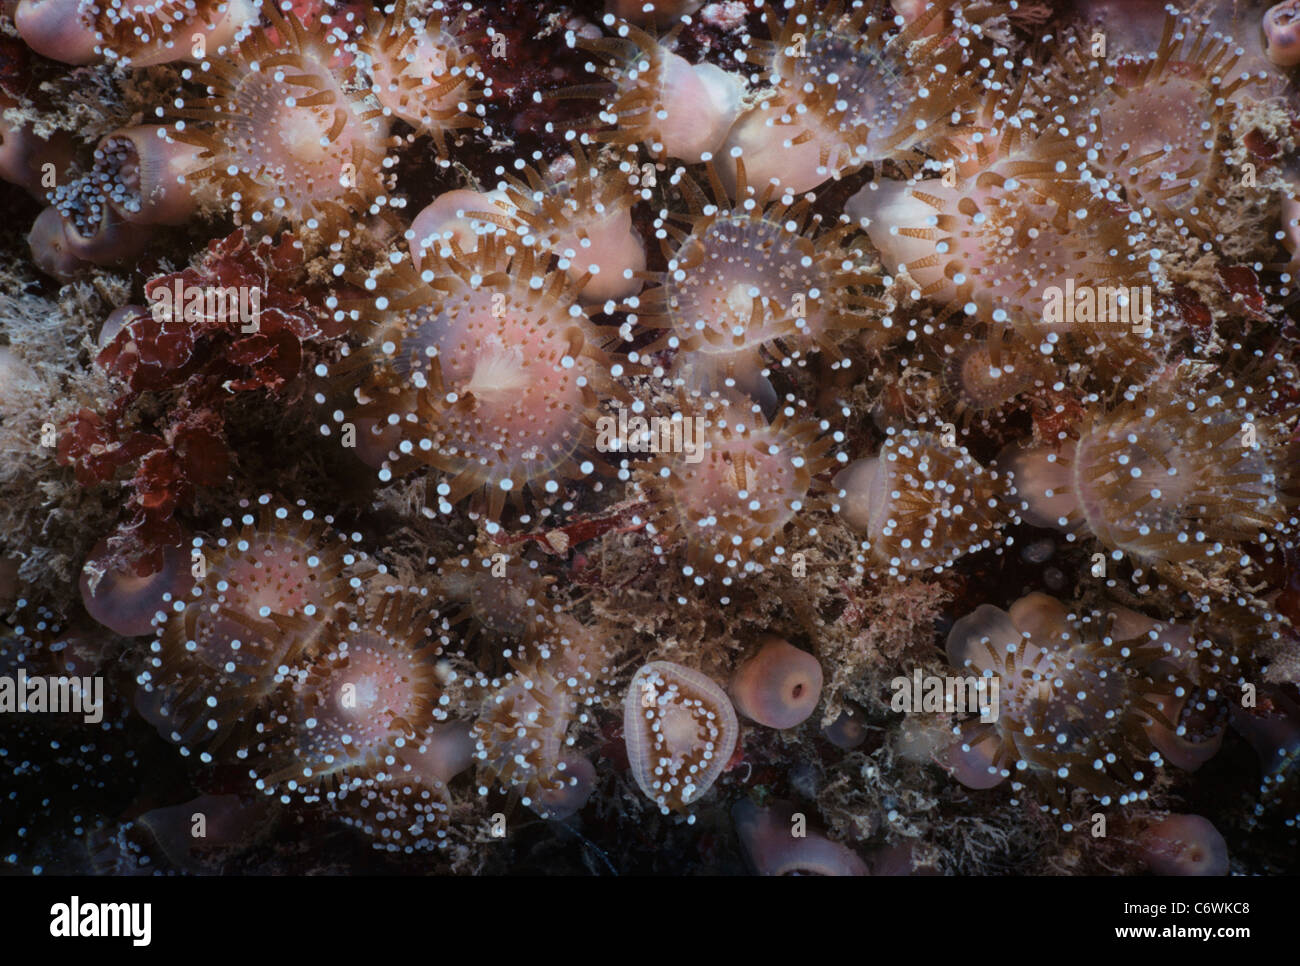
[0,0,1298,876]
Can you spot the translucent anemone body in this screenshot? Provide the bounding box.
[578,20,746,163]
[172,6,391,237]
[851,134,1157,374]
[721,0,973,193]
[494,148,646,303]
[936,328,1052,425]
[1007,376,1299,575]
[471,656,581,816]
[640,169,884,396]
[140,501,373,752]
[255,589,448,793]
[362,0,484,156]
[1062,12,1254,237]
[639,395,838,577]
[338,236,619,518]
[836,428,1011,577]
[624,660,738,814]
[16,0,255,66]
[947,593,1177,808]
[106,0,255,64]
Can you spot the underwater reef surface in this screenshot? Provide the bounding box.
[0,0,1298,877]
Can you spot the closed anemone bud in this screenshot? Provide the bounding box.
[47,177,155,265]
[407,189,510,269]
[347,415,404,470]
[721,0,971,194]
[1230,686,1300,774]
[1137,814,1229,876]
[14,0,100,64]
[0,346,40,412]
[255,589,447,792]
[80,539,196,637]
[1264,2,1300,67]
[945,593,1176,807]
[0,92,76,197]
[495,147,647,303]
[835,428,1010,578]
[337,235,618,519]
[170,5,391,239]
[363,0,484,157]
[93,126,206,225]
[27,206,86,279]
[732,799,869,875]
[624,660,738,815]
[580,22,746,163]
[639,393,836,577]
[18,0,257,66]
[729,635,822,729]
[822,707,867,749]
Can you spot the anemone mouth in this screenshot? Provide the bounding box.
[255,590,445,792]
